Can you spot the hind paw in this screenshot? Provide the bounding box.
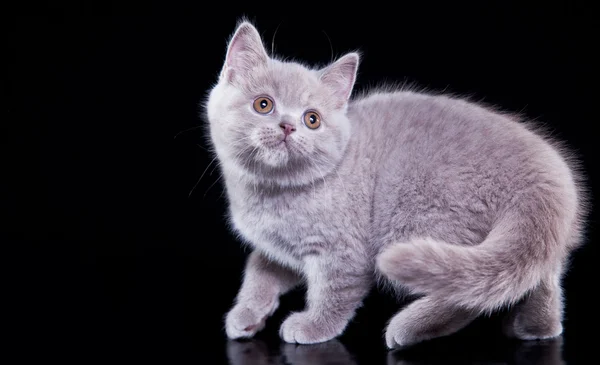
[502,312,563,340]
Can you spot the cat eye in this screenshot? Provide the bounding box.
[303,111,321,129]
[253,96,274,114]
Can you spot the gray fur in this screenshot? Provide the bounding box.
[205,21,587,348]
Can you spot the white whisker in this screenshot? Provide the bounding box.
[189,157,218,198]
[174,125,203,139]
[203,175,223,199]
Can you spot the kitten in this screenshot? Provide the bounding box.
[205,21,587,348]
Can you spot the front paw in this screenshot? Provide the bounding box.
[279,312,343,344]
[225,299,278,339]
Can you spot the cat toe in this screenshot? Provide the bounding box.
[385,329,420,350]
[385,316,426,349]
[279,312,340,344]
[225,306,267,339]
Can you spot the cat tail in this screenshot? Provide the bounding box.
[376,198,576,313]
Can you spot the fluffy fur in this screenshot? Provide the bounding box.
[205,21,587,348]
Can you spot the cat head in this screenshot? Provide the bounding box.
[206,21,359,188]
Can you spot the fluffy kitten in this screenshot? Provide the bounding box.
[205,21,586,348]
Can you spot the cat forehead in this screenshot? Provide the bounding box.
[245,60,325,106]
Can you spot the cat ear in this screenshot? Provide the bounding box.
[220,22,269,83]
[319,53,360,107]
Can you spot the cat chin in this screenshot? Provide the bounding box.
[261,154,290,168]
[255,144,289,167]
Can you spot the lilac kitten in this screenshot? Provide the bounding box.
[205,21,587,348]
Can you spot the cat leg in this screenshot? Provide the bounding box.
[279,256,371,344]
[385,296,479,349]
[502,272,564,340]
[225,250,301,339]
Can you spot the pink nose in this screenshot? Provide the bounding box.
[279,122,296,136]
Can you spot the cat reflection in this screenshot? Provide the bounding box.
[226,339,357,365]
[387,337,565,365]
[227,337,564,365]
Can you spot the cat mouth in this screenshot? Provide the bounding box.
[261,136,293,153]
[259,139,290,153]
[276,138,291,148]
[275,141,290,151]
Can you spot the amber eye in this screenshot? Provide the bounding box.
[303,111,321,129]
[253,96,274,114]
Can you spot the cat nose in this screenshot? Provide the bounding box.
[279,122,296,136]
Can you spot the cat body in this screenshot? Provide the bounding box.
[206,21,586,348]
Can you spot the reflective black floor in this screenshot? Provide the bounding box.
[62,315,582,365]
[20,249,592,364]
[225,336,566,365]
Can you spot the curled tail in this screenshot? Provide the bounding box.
[376,198,578,313]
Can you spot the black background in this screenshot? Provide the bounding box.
[5,2,598,364]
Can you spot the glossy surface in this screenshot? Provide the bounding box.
[26,251,587,364]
